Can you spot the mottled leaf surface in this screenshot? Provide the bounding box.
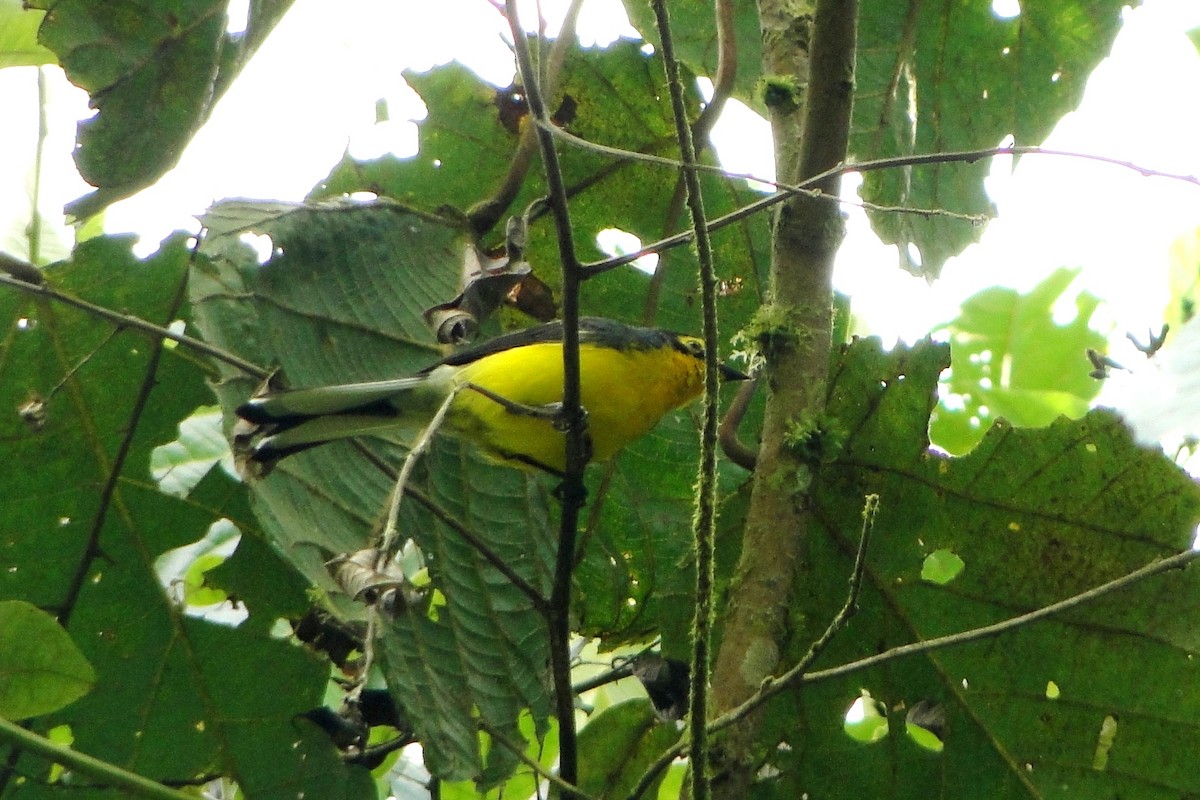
[753,338,1200,799]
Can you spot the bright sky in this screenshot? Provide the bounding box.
[3,0,1200,370]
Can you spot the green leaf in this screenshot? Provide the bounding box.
[854,0,1128,277]
[0,601,95,718]
[931,267,1105,455]
[313,44,769,334]
[38,0,295,218]
[570,699,681,800]
[760,338,1200,798]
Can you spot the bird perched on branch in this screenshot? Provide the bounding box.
[234,317,748,477]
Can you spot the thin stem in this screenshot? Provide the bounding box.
[376,388,460,565]
[352,443,551,614]
[718,546,1200,732]
[503,5,587,791]
[28,67,48,265]
[716,377,759,471]
[0,716,196,800]
[467,0,586,236]
[649,1,721,797]
[690,0,737,145]
[57,270,191,626]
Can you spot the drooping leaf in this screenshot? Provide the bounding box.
[854,0,1128,277]
[35,0,295,218]
[570,699,681,800]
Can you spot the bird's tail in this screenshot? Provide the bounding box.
[234,376,435,477]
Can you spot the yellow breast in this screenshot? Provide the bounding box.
[443,341,705,473]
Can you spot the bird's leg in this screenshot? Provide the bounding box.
[464,381,592,459]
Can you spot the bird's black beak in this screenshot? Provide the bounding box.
[719,363,750,382]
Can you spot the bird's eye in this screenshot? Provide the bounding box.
[685,339,705,358]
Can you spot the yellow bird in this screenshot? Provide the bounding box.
[235,317,747,476]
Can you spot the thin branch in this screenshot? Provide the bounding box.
[346,732,416,766]
[349,388,467,705]
[504,2,588,794]
[28,67,48,265]
[0,252,44,284]
[579,144,1200,275]
[690,0,737,145]
[571,661,635,696]
[720,547,1200,733]
[543,121,981,221]
[0,716,196,800]
[376,389,460,565]
[480,721,597,800]
[717,377,758,470]
[629,494,879,800]
[649,1,722,797]
[0,272,269,379]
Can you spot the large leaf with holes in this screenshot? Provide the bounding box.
[619,0,1130,278]
[853,0,1128,277]
[193,198,558,784]
[0,236,369,797]
[745,338,1200,799]
[32,0,294,218]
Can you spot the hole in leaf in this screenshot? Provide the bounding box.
[150,406,233,497]
[991,0,1020,19]
[921,549,965,585]
[596,227,658,274]
[1046,681,1060,699]
[154,519,245,624]
[239,232,274,265]
[906,700,945,752]
[225,0,249,32]
[844,691,888,743]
